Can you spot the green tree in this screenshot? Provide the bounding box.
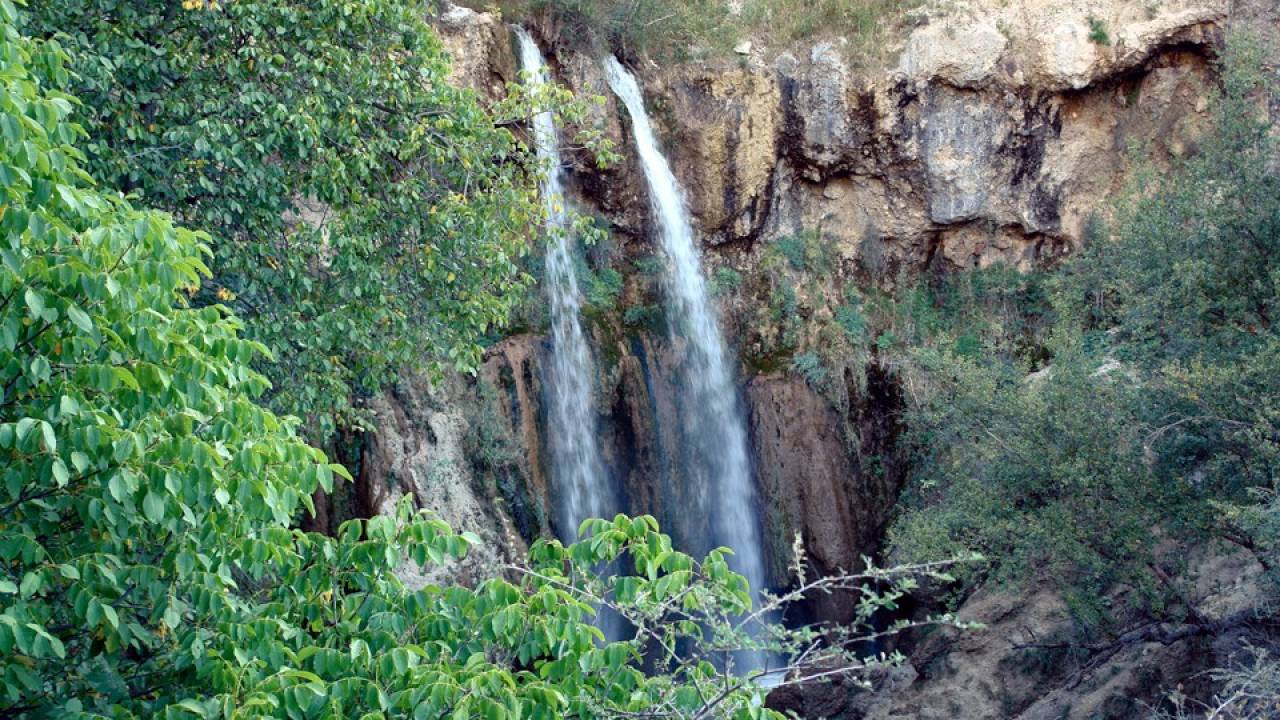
[26,0,561,441]
[0,7,336,711]
[1064,33,1280,580]
[1,19,961,717]
[889,342,1177,617]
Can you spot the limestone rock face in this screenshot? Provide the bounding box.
[478,336,551,521]
[434,3,516,101]
[660,65,781,244]
[782,41,857,174]
[602,2,1227,277]
[359,374,528,588]
[749,374,860,583]
[896,0,1229,92]
[429,0,1242,279]
[898,19,1007,89]
[764,542,1266,718]
[920,88,1001,224]
[847,543,1266,720]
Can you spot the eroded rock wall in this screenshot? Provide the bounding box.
[769,541,1269,719]
[538,0,1231,276]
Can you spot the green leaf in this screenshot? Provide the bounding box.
[56,184,83,214]
[39,421,56,454]
[101,603,119,630]
[67,304,94,333]
[114,367,140,391]
[24,287,44,318]
[143,490,166,524]
[172,699,208,718]
[108,473,128,503]
[163,603,181,630]
[51,458,69,486]
[19,571,41,598]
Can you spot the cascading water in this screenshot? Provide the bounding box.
[515,29,613,537]
[604,56,775,675]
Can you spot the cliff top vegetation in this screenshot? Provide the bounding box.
[460,0,927,65]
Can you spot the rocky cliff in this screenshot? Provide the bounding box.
[356,0,1278,716]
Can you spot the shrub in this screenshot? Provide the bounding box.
[1087,16,1111,45]
[633,254,666,275]
[791,351,829,389]
[1156,646,1280,719]
[772,229,834,275]
[712,266,745,294]
[889,348,1171,604]
[583,263,625,312]
[623,303,664,331]
[836,301,868,342]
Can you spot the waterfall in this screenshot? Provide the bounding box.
[604,56,774,675]
[515,29,612,538]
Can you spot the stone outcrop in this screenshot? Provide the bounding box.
[769,540,1269,719]
[896,0,1228,92]
[358,373,528,587]
[748,361,908,623]
[434,3,517,101]
[425,0,1253,282]
[505,0,1232,275]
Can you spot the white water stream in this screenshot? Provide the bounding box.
[516,29,612,536]
[604,56,775,675]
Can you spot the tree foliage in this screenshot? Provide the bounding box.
[1069,37,1280,567]
[889,344,1174,609]
[25,0,556,441]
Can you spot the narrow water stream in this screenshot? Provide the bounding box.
[604,56,776,675]
[515,28,613,537]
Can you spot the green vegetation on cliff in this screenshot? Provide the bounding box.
[7,0,1279,712]
[889,35,1280,622]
